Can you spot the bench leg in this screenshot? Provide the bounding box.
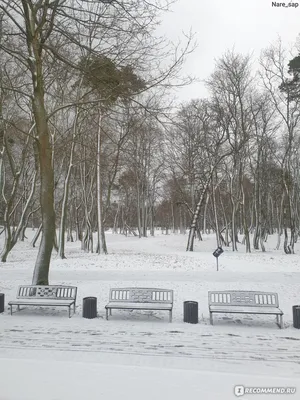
[169,310,172,323]
[17,305,20,311]
[73,303,76,313]
[106,308,109,320]
[10,305,13,316]
[279,314,283,329]
[69,306,71,318]
[210,312,213,325]
[276,314,283,329]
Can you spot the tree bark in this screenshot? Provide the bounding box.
[186,182,210,251]
[58,125,76,258]
[96,111,107,254]
[31,77,55,285]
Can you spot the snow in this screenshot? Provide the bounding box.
[1,358,298,400]
[1,231,300,399]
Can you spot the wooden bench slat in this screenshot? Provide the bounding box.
[16,285,77,300]
[209,305,283,315]
[105,302,172,310]
[9,299,75,306]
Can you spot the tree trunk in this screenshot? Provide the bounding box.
[150,204,155,236]
[284,228,291,254]
[231,203,238,251]
[241,182,251,253]
[136,180,142,238]
[179,206,183,234]
[4,171,37,257]
[96,111,107,254]
[211,178,220,247]
[253,178,260,250]
[203,192,209,234]
[187,186,209,251]
[31,99,55,285]
[21,205,40,242]
[276,194,284,250]
[58,80,82,253]
[171,202,175,234]
[31,223,42,247]
[58,137,76,259]
[230,173,238,251]
[142,202,148,237]
[220,195,230,246]
[75,201,82,241]
[0,149,29,261]
[113,203,120,234]
[259,225,266,252]
[1,172,17,262]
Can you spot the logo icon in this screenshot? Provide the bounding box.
[234,385,245,397]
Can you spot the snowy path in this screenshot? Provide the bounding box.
[0,358,297,400]
[2,321,300,366]
[1,320,300,399]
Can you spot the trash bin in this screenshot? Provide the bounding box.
[183,301,198,324]
[292,305,300,329]
[82,297,97,319]
[0,293,4,313]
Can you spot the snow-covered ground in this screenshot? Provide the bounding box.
[1,231,300,399]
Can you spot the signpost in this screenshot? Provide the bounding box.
[213,246,224,271]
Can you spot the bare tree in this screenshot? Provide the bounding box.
[207,51,253,252]
[0,0,193,283]
[260,41,300,253]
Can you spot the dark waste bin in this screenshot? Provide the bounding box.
[293,305,300,329]
[82,297,97,319]
[183,301,198,324]
[0,293,4,313]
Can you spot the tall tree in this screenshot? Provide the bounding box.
[261,42,300,253]
[0,0,193,282]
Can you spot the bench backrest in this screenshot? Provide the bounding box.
[17,285,77,301]
[109,288,173,304]
[208,291,279,307]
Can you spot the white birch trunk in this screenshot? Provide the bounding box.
[58,119,77,258]
[96,111,107,254]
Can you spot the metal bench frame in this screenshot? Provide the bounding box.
[208,290,284,328]
[8,285,77,318]
[105,287,173,322]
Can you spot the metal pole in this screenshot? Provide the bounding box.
[216,257,219,272]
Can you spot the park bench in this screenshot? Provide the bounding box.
[105,287,173,322]
[208,290,283,328]
[8,285,77,318]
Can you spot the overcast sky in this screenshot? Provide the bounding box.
[159,0,300,102]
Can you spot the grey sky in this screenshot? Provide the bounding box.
[160,0,300,102]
